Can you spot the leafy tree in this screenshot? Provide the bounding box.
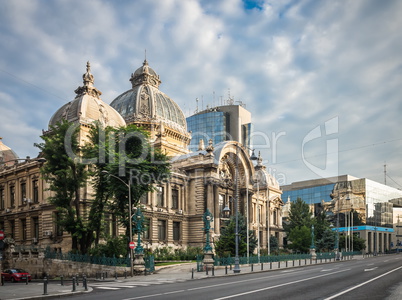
[284,198,313,252]
[288,226,311,253]
[316,228,336,252]
[215,214,257,257]
[284,198,313,235]
[339,234,366,251]
[269,235,279,253]
[35,120,92,253]
[83,123,171,241]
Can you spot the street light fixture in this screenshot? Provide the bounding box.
[102,170,134,277]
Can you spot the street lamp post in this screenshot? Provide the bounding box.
[102,170,134,277]
[233,145,241,273]
[202,209,214,270]
[133,206,146,273]
[335,189,340,260]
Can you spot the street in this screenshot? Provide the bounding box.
[65,255,402,300]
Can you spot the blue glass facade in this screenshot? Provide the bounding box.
[187,111,229,152]
[282,183,335,205]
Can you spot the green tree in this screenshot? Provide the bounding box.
[269,235,279,253]
[284,198,313,235]
[215,214,257,257]
[284,198,313,252]
[84,123,171,241]
[316,228,336,252]
[288,226,311,253]
[339,234,366,251]
[35,120,91,253]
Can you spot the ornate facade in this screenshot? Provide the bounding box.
[0,59,283,255]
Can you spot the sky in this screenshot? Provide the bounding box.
[0,0,401,189]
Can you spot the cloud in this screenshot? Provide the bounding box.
[0,0,401,188]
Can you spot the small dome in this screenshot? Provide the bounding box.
[254,152,280,190]
[0,137,19,166]
[110,60,187,134]
[49,62,126,128]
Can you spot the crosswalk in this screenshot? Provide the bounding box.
[89,279,186,290]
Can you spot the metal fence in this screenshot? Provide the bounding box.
[196,252,357,271]
[44,248,155,271]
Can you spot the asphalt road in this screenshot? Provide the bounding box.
[68,255,402,300]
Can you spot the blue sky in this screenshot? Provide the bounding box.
[1,0,401,189]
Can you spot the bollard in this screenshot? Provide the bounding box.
[125,270,127,279]
[230,264,232,270]
[26,275,29,285]
[261,263,263,271]
[251,264,254,272]
[293,260,295,267]
[320,258,322,264]
[212,266,215,276]
[115,272,118,280]
[286,261,288,268]
[83,275,88,291]
[1,275,4,286]
[310,258,312,264]
[191,268,194,279]
[270,262,272,270]
[299,259,301,266]
[72,276,76,292]
[43,277,48,295]
[206,266,209,275]
[305,258,307,265]
[76,274,79,286]
[61,275,64,286]
[225,265,228,275]
[278,261,280,269]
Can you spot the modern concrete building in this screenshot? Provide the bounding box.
[0,59,283,256]
[186,103,252,152]
[281,175,402,253]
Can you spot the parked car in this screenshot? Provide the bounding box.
[1,269,31,282]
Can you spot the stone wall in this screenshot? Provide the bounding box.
[8,253,129,279]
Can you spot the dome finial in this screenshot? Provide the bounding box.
[74,61,102,98]
[83,61,94,87]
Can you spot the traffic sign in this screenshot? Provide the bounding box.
[129,241,135,249]
[0,230,4,240]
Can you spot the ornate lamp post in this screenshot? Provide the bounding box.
[310,224,316,259]
[203,209,214,270]
[133,207,145,273]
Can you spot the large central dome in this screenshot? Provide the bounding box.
[110,59,187,134]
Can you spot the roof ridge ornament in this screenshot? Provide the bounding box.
[74,61,102,99]
[130,59,161,89]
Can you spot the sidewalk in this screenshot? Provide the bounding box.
[0,255,362,300]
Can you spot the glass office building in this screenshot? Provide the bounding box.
[186,104,252,151]
[186,110,229,151]
[282,175,402,228]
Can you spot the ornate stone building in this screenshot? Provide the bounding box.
[0,59,283,255]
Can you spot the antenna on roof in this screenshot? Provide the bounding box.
[384,162,387,185]
[195,98,199,113]
[144,49,147,61]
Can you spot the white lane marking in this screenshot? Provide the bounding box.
[96,287,121,290]
[364,267,378,271]
[213,269,350,300]
[123,294,163,300]
[366,263,374,266]
[321,269,334,272]
[163,290,185,295]
[324,265,402,300]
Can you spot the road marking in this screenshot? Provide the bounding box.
[364,267,378,271]
[324,265,402,300]
[96,287,121,290]
[383,260,389,262]
[123,294,163,300]
[163,290,185,295]
[213,269,350,300]
[321,269,334,272]
[281,270,296,273]
[366,263,374,266]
